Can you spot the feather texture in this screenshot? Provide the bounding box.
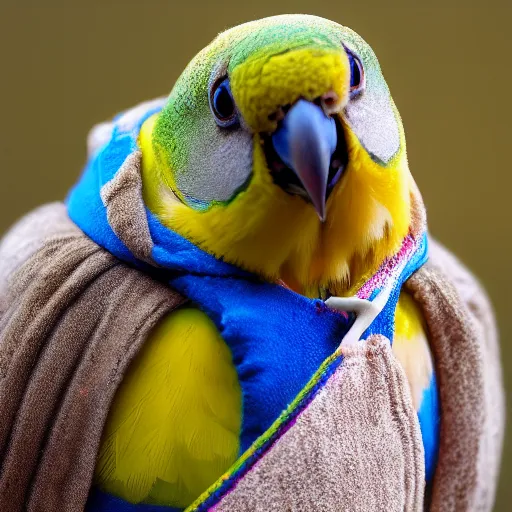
[393,290,440,480]
[95,307,242,508]
[393,291,433,410]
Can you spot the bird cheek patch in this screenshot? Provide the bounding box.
[177,124,254,205]
[343,83,401,165]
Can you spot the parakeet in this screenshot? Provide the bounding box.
[0,12,505,512]
[77,14,440,510]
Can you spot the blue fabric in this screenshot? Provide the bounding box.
[67,104,438,510]
[418,372,441,481]
[86,488,183,512]
[363,235,428,342]
[170,274,349,451]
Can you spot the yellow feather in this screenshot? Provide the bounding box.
[95,307,242,508]
[230,47,350,133]
[393,291,434,410]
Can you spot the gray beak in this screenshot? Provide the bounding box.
[271,99,338,221]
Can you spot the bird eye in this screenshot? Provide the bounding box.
[210,78,238,127]
[347,52,364,94]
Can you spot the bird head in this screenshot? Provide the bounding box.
[139,15,413,297]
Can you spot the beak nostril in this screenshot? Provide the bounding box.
[320,92,341,115]
[268,107,286,123]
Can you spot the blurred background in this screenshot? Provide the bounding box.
[0,2,510,509]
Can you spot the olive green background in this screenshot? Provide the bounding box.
[0,2,510,509]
